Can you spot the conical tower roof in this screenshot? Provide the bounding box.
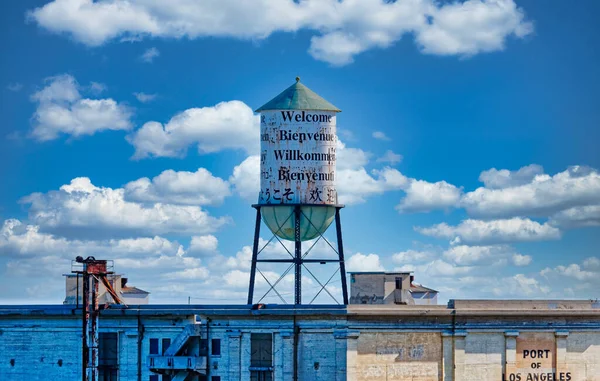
[256,77,341,112]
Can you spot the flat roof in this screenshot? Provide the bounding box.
[348,271,413,275]
[1,300,599,318]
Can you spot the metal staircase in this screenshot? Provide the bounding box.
[148,323,207,381]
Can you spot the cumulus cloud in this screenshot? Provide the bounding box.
[229,155,260,201]
[462,166,600,218]
[397,179,462,213]
[479,164,544,189]
[416,217,561,245]
[549,205,600,228]
[0,219,185,259]
[124,168,231,206]
[415,0,533,56]
[346,253,384,272]
[189,235,219,256]
[442,244,530,267]
[337,167,407,205]
[376,150,403,165]
[491,274,550,297]
[127,100,259,159]
[541,257,600,286]
[28,0,533,65]
[140,47,159,62]
[20,177,229,238]
[30,74,132,141]
[512,253,532,267]
[411,259,474,277]
[133,92,157,103]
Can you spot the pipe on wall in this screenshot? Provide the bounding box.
[137,314,144,381]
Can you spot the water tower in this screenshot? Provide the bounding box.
[247,77,349,305]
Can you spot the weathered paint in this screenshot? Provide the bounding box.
[257,101,340,241]
[259,110,338,206]
[355,332,442,381]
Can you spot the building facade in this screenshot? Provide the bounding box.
[1,300,599,381]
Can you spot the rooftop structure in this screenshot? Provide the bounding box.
[349,271,438,305]
[64,273,149,305]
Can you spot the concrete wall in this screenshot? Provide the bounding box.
[353,332,442,381]
[351,274,385,304]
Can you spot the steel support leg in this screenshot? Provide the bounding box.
[294,206,302,305]
[335,207,349,305]
[247,207,262,305]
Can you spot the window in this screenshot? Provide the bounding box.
[211,339,221,356]
[98,332,118,381]
[149,338,159,355]
[149,376,159,381]
[250,333,273,381]
[395,277,403,290]
[162,338,171,355]
[199,339,208,356]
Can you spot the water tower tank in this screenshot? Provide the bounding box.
[256,77,340,241]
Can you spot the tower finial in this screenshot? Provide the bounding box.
[295,76,300,83]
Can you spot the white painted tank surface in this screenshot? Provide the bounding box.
[256,78,341,241]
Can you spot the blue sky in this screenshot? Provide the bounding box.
[1,0,599,304]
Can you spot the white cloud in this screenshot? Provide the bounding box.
[189,235,219,256]
[346,253,384,272]
[30,74,132,141]
[162,267,210,280]
[229,155,260,201]
[416,0,533,56]
[133,92,157,103]
[124,168,231,206]
[337,167,408,205]
[127,100,259,159]
[416,217,561,245]
[336,140,370,170]
[549,205,600,228]
[7,83,23,92]
[397,179,462,213]
[376,150,403,165]
[491,274,550,297]
[0,218,185,261]
[462,166,600,218]
[20,177,229,238]
[541,258,600,285]
[415,259,473,277]
[372,131,390,141]
[140,47,159,62]
[392,249,436,264]
[28,0,533,65]
[512,253,532,267]
[442,244,528,266]
[479,164,544,189]
[583,257,600,271]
